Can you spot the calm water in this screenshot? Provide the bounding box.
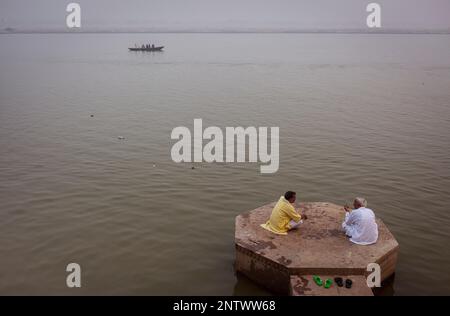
[0,33,450,295]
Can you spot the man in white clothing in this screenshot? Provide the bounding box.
[342,197,378,245]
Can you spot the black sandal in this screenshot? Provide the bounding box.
[334,277,344,287]
[345,279,353,289]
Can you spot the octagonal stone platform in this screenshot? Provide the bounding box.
[235,202,399,295]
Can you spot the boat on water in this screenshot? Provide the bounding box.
[129,46,164,52]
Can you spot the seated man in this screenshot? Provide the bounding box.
[261,191,306,235]
[342,197,378,245]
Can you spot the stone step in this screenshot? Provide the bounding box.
[290,275,374,296]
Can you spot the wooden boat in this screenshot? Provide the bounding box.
[128,46,164,52]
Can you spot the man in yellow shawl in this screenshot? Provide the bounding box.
[261,191,307,235]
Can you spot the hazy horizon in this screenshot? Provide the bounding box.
[1,0,450,33]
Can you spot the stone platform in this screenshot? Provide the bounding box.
[235,202,399,295]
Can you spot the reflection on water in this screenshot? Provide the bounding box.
[0,33,450,295]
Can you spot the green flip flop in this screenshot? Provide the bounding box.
[313,275,323,287]
[324,278,333,289]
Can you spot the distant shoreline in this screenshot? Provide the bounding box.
[1,29,450,35]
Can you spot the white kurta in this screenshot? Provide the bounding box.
[342,207,378,245]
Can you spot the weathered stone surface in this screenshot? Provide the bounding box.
[290,275,374,296]
[235,202,399,295]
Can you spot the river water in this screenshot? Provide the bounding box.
[0,33,449,295]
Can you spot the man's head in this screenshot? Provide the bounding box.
[284,191,296,203]
[353,197,367,209]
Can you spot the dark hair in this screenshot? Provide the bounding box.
[284,191,296,200]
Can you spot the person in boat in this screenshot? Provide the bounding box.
[260,191,307,235]
[152,44,155,48]
[142,44,145,49]
[342,197,378,245]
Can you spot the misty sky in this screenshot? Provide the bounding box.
[1,0,449,31]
